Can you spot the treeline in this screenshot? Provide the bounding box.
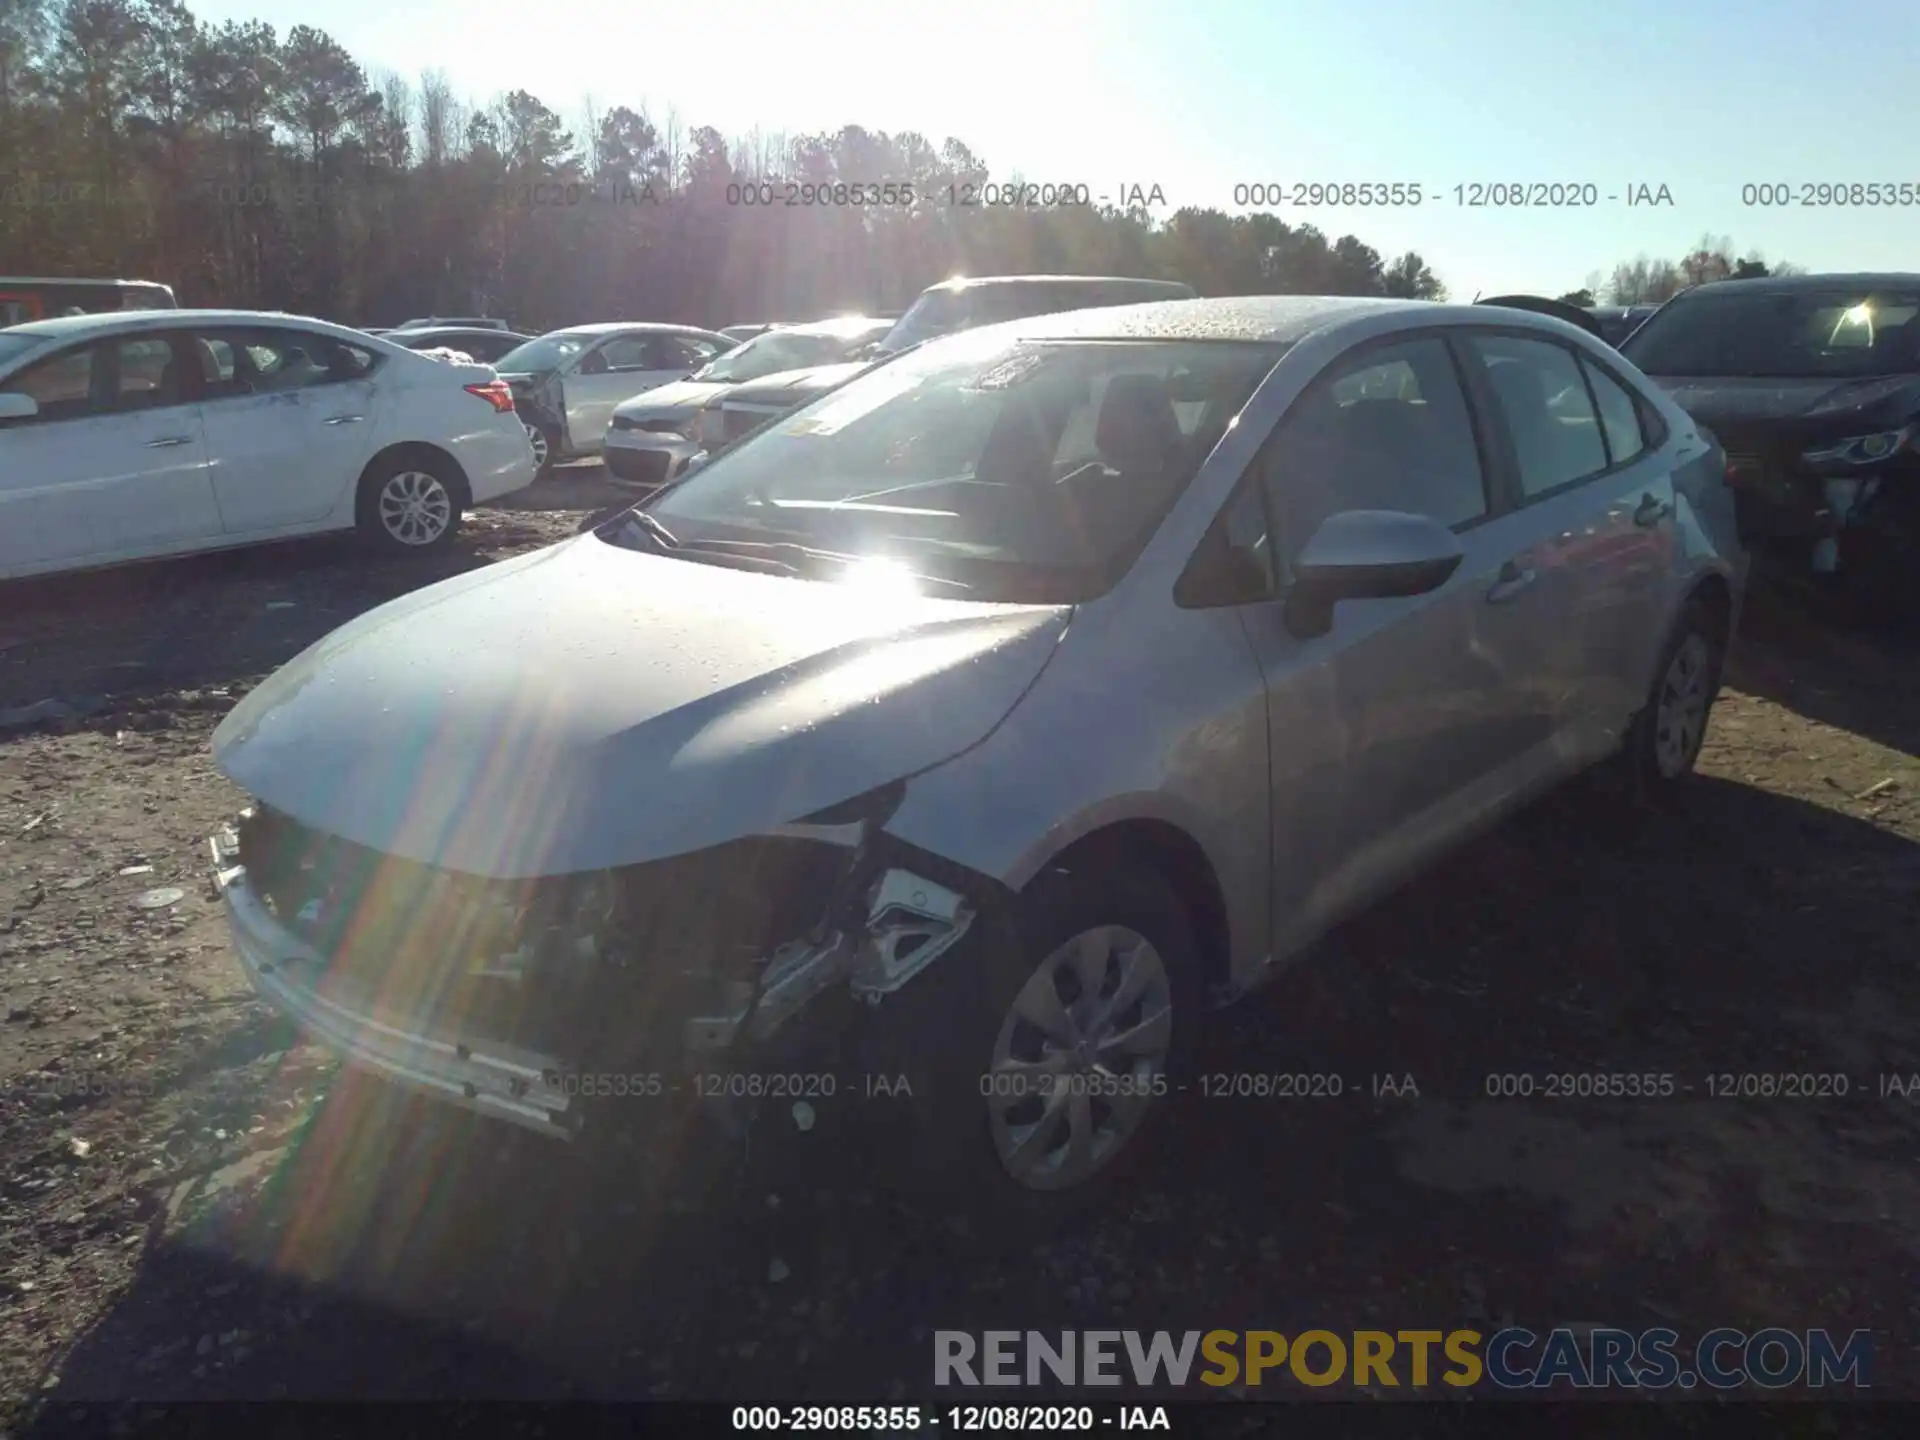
[1560,234,1802,308]
[0,0,1449,329]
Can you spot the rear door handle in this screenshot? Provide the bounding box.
[1633,493,1672,527]
[145,435,193,448]
[322,414,364,425]
[1486,561,1537,604]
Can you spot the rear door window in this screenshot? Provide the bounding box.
[1463,334,1609,499]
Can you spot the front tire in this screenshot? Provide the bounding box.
[861,863,1202,1242]
[525,421,557,478]
[355,452,465,554]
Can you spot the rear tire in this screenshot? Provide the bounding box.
[355,451,465,555]
[1612,596,1727,804]
[857,863,1202,1248]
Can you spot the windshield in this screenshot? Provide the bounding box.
[697,329,874,383]
[635,335,1285,603]
[0,334,43,364]
[494,334,589,372]
[1622,289,1920,379]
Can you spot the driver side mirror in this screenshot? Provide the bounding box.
[1284,509,1464,639]
[0,392,40,421]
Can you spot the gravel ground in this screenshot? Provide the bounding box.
[1,468,1917,1416]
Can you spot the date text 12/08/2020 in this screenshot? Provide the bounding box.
[719,181,1172,209]
[1228,182,1674,208]
[730,1405,1172,1432]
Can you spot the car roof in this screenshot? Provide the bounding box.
[972,294,1433,345]
[770,315,891,339]
[918,294,1627,351]
[925,274,1187,291]
[3,308,376,343]
[395,325,528,339]
[550,322,728,338]
[1682,272,1920,298]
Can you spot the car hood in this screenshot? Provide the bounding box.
[725,361,868,406]
[1646,374,1920,432]
[610,378,732,420]
[211,536,1072,878]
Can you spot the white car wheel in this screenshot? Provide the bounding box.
[378,469,455,547]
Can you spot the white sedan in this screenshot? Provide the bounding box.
[0,309,538,580]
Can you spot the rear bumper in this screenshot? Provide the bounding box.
[460,423,540,505]
[209,826,577,1140]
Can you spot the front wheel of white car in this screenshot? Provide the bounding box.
[865,862,1202,1244]
[356,452,466,555]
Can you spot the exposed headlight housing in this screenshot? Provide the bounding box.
[1800,426,1913,468]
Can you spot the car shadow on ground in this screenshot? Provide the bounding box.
[1726,584,1920,761]
[21,773,1920,1410]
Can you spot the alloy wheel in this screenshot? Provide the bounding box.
[378,470,453,546]
[986,925,1174,1193]
[525,422,549,468]
[1653,631,1713,777]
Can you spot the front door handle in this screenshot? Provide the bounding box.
[322,414,364,425]
[1633,492,1672,527]
[1486,560,1538,604]
[145,435,193,448]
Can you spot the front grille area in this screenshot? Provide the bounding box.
[605,447,669,486]
[236,806,851,1063]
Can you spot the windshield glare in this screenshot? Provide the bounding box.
[639,336,1285,602]
[495,334,588,372]
[698,330,870,383]
[0,334,43,365]
[878,291,969,352]
[1623,290,1920,378]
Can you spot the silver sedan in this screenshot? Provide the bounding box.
[206,295,1745,1227]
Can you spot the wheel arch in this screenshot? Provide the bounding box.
[356,441,473,510]
[1020,817,1234,996]
[1685,569,1734,640]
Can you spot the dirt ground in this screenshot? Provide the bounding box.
[1,467,1917,1418]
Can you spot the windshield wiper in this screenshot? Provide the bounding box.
[617,508,679,550]
[677,536,975,593]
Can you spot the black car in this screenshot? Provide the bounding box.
[1620,273,1920,611]
[1586,304,1662,347]
[385,325,534,365]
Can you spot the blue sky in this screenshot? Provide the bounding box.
[192,0,1920,298]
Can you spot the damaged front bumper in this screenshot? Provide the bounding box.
[208,806,985,1144]
[1727,444,1918,584]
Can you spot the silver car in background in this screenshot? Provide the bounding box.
[207,296,1743,1229]
[603,315,892,490]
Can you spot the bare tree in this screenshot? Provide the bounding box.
[374,69,411,169]
[578,91,600,177]
[660,103,682,189]
[417,66,452,166]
